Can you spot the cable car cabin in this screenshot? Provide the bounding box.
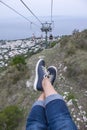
[49,34,53,40]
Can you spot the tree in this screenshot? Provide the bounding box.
[72,29,79,35]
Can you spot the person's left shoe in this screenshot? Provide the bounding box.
[34,59,48,91]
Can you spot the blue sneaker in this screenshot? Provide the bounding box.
[34,59,48,91]
[47,66,57,85]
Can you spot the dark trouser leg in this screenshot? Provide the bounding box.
[45,94,78,130]
[26,101,48,130]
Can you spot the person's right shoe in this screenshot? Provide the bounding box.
[47,66,57,85]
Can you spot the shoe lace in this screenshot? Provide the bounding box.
[48,74,53,82]
[41,66,49,77]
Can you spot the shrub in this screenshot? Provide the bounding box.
[0,105,23,130]
[66,92,75,101]
[66,92,77,106]
[0,112,6,130]
[10,55,26,71]
[72,29,79,36]
[75,39,87,50]
[11,55,26,65]
[71,29,87,50]
[49,41,56,48]
[66,42,76,56]
[66,53,87,88]
[60,35,70,47]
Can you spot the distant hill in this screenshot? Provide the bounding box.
[0,29,87,130]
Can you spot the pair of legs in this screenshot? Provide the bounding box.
[26,59,77,130]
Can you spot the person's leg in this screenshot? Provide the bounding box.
[26,93,48,130]
[42,77,78,130]
[32,58,77,130]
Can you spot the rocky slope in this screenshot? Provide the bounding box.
[0,30,87,130]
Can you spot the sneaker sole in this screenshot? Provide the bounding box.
[34,59,44,91]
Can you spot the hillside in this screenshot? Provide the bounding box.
[0,30,87,130]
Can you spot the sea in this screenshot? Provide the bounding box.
[0,16,87,40]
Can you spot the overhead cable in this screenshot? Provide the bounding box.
[20,0,42,24]
[51,0,53,23]
[0,1,39,27]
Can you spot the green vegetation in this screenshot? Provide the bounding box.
[0,60,29,87]
[60,29,87,52]
[65,51,87,88]
[59,29,87,88]
[0,105,23,130]
[0,29,87,130]
[10,55,26,71]
[65,92,78,107]
[65,42,76,56]
[49,41,57,48]
[66,92,75,101]
[11,55,26,66]
[0,66,7,73]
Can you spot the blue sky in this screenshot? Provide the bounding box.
[0,0,87,20]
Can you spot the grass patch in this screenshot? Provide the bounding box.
[0,105,24,130]
[49,41,57,48]
[64,50,87,88]
[64,92,78,107]
[66,92,75,101]
[66,42,76,56]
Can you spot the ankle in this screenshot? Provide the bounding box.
[38,93,45,101]
[42,77,51,88]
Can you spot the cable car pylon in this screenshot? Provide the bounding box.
[41,22,52,48]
